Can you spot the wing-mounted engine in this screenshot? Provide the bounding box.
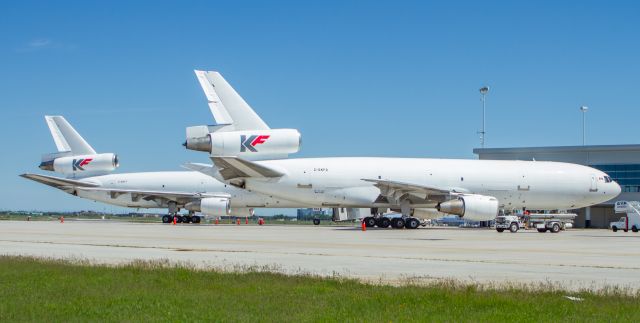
[39,152,119,178]
[364,179,499,222]
[184,127,301,159]
[185,197,230,216]
[436,194,499,221]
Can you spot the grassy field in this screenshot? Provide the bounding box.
[0,256,638,322]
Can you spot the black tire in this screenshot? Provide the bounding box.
[162,215,171,223]
[537,228,547,233]
[175,216,183,223]
[184,216,192,224]
[509,223,519,233]
[391,218,405,229]
[376,217,391,228]
[192,216,201,224]
[496,228,504,233]
[633,226,638,233]
[313,218,320,225]
[405,218,420,229]
[363,217,376,228]
[551,223,561,233]
[612,226,618,232]
[624,229,629,232]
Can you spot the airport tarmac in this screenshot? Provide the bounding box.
[2,220,640,291]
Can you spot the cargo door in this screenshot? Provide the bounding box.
[590,174,598,192]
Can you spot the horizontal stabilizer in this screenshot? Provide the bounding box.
[211,156,284,181]
[20,173,100,190]
[182,162,220,178]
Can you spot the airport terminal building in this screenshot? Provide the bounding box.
[474,144,640,228]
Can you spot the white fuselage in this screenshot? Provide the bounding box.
[244,157,620,210]
[73,157,619,213]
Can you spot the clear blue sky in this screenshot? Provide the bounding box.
[1,1,639,213]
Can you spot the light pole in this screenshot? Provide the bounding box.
[479,86,490,148]
[580,106,588,146]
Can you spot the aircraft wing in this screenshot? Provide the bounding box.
[362,178,455,204]
[210,156,284,181]
[21,173,100,190]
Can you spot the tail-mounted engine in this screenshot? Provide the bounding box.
[184,126,301,159]
[39,153,119,178]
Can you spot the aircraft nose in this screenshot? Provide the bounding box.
[611,181,622,198]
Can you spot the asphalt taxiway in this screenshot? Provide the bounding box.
[1,220,639,291]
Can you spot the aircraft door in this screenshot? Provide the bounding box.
[590,174,598,192]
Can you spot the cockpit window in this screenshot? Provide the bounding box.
[604,176,613,183]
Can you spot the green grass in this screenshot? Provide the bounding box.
[0,256,638,322]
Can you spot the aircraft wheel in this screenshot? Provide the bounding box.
[496,228,504,233]
[405,218,420,229]
[612,226,618,232]
[363,217,376,228]
[537,228,547,233]
[185,216,193,224]
[162,215,171,223]
[376,217,391,228]
[632,225,638,233]
[551,223,561,233]
[509,223,519,233]
[391,218,405,229]
[176,216,183,223]
[313,218,320,225]
[192,216,201,224]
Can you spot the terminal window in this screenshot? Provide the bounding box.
[591,164,640,192]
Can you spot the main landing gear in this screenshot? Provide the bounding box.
[162,214,202,224]
[162,206,202,224]
[362,216,421,229]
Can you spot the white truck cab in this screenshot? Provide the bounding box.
[610,201,640,233]
[495,215,523,233]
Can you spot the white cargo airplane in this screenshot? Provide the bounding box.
[21,115,307,224]
[184,71,622,229]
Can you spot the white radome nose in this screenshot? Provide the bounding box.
[611,181,622,198]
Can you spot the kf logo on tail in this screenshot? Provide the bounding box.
[240,135,270,152]
[72,158,93,171]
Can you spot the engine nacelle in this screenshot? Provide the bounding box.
[185,197,230,216]
[40,153,119,177]
[436,195,499,222]
[184,127,301,158]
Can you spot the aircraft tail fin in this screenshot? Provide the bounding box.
[194,70,269,131]
[44,116,96,155]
